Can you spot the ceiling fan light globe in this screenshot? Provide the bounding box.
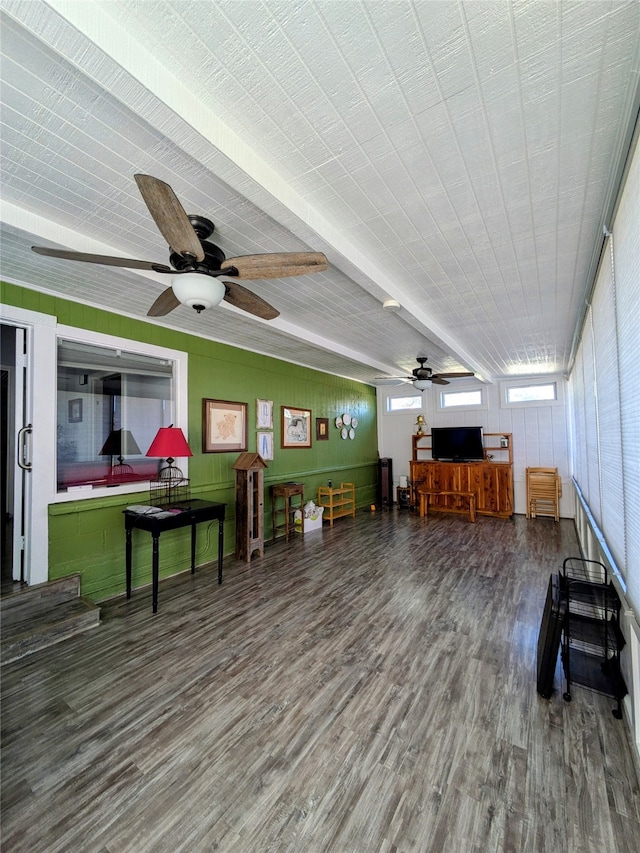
[413,379,432,390]
[172,273,225,311]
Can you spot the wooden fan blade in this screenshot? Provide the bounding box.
[134,174,204,262]
[435,372,475,379]
[223,281,279,320]
[431,377,450,385]
[220,252,327,280]
[32,245,172,272]
[147,287,181,317]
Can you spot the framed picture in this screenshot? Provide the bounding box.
[257,431,274,461]
[316,417,329,440]
[202,399,248,453]
[281,406,312,448]
[68,398,83,423]
[256,399,273,429]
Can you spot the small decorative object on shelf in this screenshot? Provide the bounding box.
[415,414,426,435]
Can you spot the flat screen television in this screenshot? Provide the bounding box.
[431,426,485,461]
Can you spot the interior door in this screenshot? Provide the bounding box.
[0,307,54,588]
[12,326,30,581]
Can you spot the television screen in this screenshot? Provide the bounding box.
[431,426,484,461]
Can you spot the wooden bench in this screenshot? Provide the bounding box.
[418,488,477,523]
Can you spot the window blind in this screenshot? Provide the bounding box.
[614,141,640,611]
[591,239,626,571]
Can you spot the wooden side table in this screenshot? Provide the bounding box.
[271,482,304,542]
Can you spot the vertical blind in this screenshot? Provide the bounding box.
[615,141,640,613]
[569,137,639,612]
[591,241,625,571]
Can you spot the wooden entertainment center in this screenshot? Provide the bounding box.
[409,433,514,519]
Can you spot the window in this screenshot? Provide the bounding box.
[440,389,483,408]
[387,394,423,412]
[500,377,564,409]
[506,383,557,404]
[56,332,186,495]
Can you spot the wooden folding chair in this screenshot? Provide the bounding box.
[526,467,561,521]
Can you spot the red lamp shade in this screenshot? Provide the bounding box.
[146,426,193,461]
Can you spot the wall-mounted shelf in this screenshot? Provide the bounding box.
[412,432,512,465]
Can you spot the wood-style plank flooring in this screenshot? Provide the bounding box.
[1,511,639,852]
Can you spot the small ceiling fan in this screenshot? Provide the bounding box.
[32,174,328,320]
[377,357,474,389]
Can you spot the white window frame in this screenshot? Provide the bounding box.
[53,325,188,503]
[500,377,564,409]
[385,393,424,413]
[437,385,486,412]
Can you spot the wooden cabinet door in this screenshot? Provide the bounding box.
[481,464,500,513]
[465,464,483,504]
[496,465,514,515]
[480,464,513,515]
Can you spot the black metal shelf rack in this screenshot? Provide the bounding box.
[559,557,627,718]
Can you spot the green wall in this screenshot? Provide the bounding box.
[2,282,378,601]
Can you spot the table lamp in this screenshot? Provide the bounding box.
[146,424,193,483]
[100,428,141,480]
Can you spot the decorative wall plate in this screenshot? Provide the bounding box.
[342,413,352,425]
[349,428,355,439]
[341,427,348,439]
[351,417,358,428]
[335,416,343,428]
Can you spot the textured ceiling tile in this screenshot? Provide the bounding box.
[1,0,638,385]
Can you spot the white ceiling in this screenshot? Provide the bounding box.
[1,0,639,386]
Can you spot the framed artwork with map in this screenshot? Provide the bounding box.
[202,399,248,453]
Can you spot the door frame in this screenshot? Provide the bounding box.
[0,304,56,586]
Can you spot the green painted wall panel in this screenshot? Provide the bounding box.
[3,283,378,601]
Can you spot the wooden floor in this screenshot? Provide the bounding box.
[1,511,639,852]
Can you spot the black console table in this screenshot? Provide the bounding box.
[124,499,226,613]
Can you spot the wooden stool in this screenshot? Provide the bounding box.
[418,489,477,523]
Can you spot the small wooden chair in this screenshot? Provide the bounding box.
[526,467,561,521]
